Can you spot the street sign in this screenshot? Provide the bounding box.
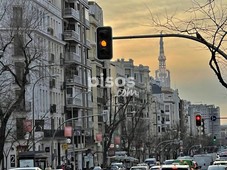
[62,143,68,150]
[211,115,217,121]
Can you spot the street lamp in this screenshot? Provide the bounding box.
[51,114,99,169]
[32,74,58,151]
[70,90,91,170]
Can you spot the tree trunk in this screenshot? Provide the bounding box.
[0,121,7,167]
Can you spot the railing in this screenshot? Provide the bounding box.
[64,30,80,42]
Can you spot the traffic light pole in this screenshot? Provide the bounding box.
[112,33,227,59]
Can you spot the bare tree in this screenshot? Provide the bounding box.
[0,0,51,165]
[121,103,148,157]
[102,95,133,166]
[148,0,227,88]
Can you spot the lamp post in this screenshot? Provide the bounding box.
[70,90,91,170]
[32,75,58,151]
[51,114,99,169]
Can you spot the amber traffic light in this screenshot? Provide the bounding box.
[96,26,113,60]
[195,115,202,126]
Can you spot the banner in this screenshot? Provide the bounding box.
[96,133,102,142]
[64,126,72,137]
[114,136,121,144]
[23,119,32,132]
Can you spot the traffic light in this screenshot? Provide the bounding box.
[96,26,113,60]
[195,115,201,126]
[213,136,216,142]
[201,119,205,134]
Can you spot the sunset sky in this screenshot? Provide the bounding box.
[93,0,227,124]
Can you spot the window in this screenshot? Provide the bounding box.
[14,34,24,56]
[12,6,22,27]
[165,105,170,112]
[125,68,131,77]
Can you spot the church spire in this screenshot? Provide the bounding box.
[155,32,171,88]
[159,32,166,68]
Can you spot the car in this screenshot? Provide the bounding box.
[111,162,126,170]
[9,167,43,170]
[173,158,196,169]
[160,164,190,170]
[130,165,150,170]
[144,158,157,168]
[93,166,102,170]
[208,165,227,170]
[163,160,175,165]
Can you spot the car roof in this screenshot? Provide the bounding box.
[145,158,156,160]
[130,166,149,170]
[131,166,149,168]
[208,165,227,169]
[161,164,190,169]
[214,161,227,163]
[164,160,175,162]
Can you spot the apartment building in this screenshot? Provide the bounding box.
[1,0,93,169]
[87,1,111,166]
[63,0,92,169]
[1,0,65,168]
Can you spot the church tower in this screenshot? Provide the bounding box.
[155,34,171,88]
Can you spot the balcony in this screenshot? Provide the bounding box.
[63,30,80,42]
[86,39,91,49]
[63,8,80,21]
[68,0,88,8]
[66,75,83,86]
[66,97,82,106]
[65,52,81,63]
[89,17,99,26]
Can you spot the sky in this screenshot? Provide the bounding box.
[92,0,227,124]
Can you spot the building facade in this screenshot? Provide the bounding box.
[2,0,93,169]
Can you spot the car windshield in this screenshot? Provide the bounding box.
[164,161,174,165]
[145,160,155,164]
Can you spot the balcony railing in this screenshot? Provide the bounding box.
[63,8,80,21]
[65,52,81,63]
[64,30,80,42]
